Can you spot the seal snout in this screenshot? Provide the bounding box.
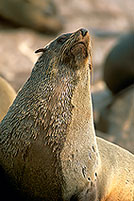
[70,28,90,61]
[77,28,90,50]
[80,28,88,37]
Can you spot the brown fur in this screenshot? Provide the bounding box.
[0,29,134,201]
[0,77,16,122]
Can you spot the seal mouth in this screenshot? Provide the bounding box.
[70,41,88,58]
[74,41,87,49]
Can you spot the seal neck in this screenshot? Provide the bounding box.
[64,68,98,155]
[60,68,100,199]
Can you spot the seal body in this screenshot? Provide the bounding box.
[0,29,134,201]
[0,29,100,201]
[97,137,134,201]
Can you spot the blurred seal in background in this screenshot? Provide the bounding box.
[0,0,63,34]
[103,32,134,94]
[0,77,16,122]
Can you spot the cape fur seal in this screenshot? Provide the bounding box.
[103,32,134,94]
[0,0,62,33]
[0,77,16,122]
[0,29,134,201]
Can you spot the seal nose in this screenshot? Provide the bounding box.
[80,28,88,37]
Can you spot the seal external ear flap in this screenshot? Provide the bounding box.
[35,48,46,54]
[89,64,92,70]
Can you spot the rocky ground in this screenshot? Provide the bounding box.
[0,0,134,153]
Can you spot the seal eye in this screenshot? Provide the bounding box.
[57,35,67,44]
